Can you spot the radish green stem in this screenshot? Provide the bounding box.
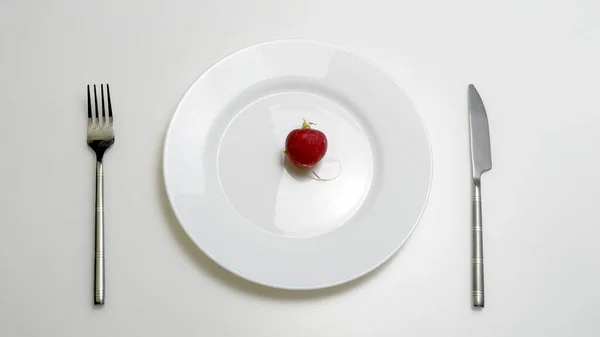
[301,119,316,129]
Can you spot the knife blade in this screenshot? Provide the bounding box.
[469,85,492,177]
[468,84,492,308]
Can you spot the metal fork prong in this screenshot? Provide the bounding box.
[87,85,92,119]
[106,84,113,119]
[101,84,106,120]
[93,84,99,125]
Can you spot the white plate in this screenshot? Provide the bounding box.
[163,40,432,289]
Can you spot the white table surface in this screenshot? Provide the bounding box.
[1,0,599,336]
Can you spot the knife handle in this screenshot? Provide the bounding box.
[472,181,484,308]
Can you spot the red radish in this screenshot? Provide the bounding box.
[284,120,328,169]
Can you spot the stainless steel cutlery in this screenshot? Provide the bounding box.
[87,84,115,305]
[468,84,492,308]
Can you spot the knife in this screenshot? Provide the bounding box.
[468,84,492,308]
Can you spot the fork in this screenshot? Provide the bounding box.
[87,84,114,305]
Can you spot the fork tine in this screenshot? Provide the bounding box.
[106,84,113,118]
[101,84,106,119]
[93,85,99,121]
[87,85,92,119]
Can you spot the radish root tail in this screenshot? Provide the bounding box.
[310,159,341,181]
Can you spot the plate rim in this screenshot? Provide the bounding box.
[162,38,433,289]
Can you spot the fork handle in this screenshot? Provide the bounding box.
[94,160,105,305]
[472,180,484,308]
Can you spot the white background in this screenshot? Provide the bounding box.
[1,0,599,336]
